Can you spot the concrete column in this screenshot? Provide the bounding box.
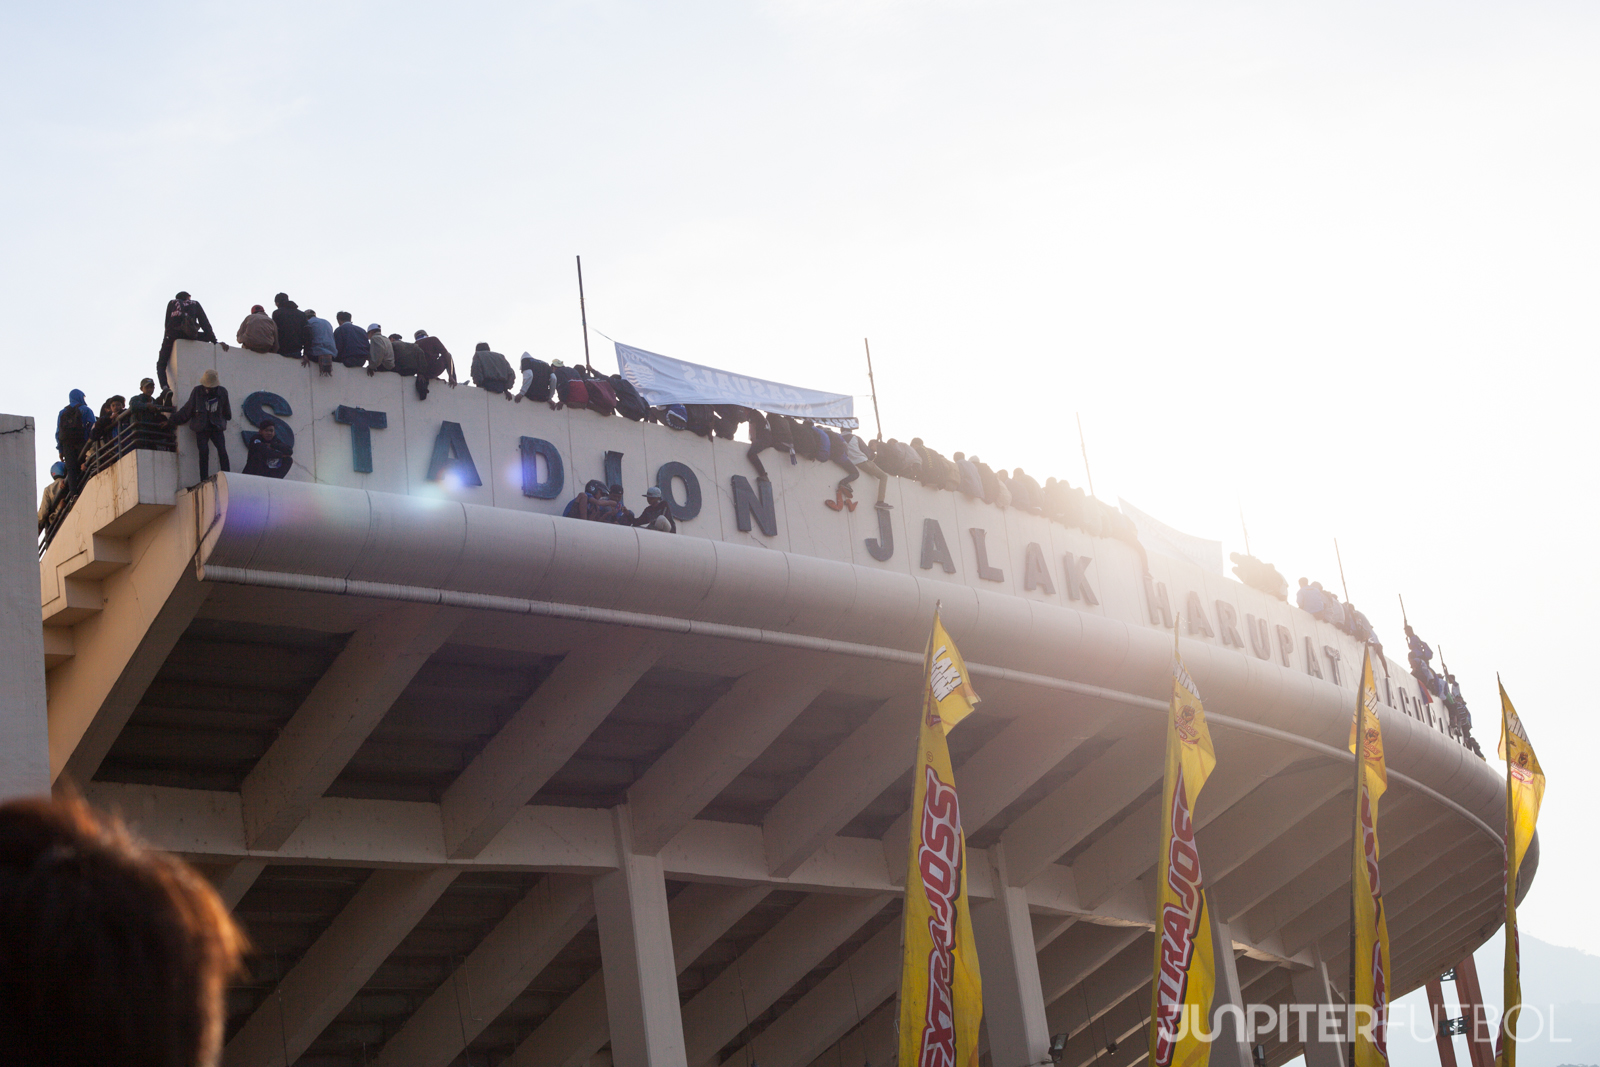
[593,805,688,1067]
[0,414,48,801]
[1288,952,1346,1067]
[1207,912,1253,1067]
[972,846,1050,1067]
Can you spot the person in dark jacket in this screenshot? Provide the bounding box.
[562,479,609,520]
[1011,468,1044,513]
[953,453,983,500]
[332,312,370,369]
[413,330,457,399]
[169,369,232,482]
[236,305,277,353]
[632,486,678,532]
[37,462,67,531]
[272,294,310,361]
[303,310,336,375]
[746,410,798,480]
[129,378,164,427]
[970,456,999,504]
[241,420,292,478]
[388,333,425,377]
[157,291,217,396]
[469,342,516,396]
[56,388,96,497]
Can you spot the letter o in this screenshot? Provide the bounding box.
[655,461,702,521]
[919,851,954,898]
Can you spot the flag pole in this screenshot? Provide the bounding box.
[1239,502,1252,558]
[1335,538,1350,603]
[1348,651,1366,1067]
[576,255,593,373]
[1077,413,1096,500]
[863,338,885,442]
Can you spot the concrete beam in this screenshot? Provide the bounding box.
[1069,737,1299,911]
[223,866,457,1067]
[883,706,1112,878]
[504,882,771,1067]
[763,694,918,878]
[680,890,891,1067]
[1036,921,1146,1005]
[440,630,666,858]
[241,605,460,850]
[373,874,595,1067]
[214,859,266,909]
[804,1000,898,1067]
[1195,763,1350,885]
[1043,936,1153,1036]
[724,920,900,1067]
[1000,729,1166,887]
[627,653,842,855]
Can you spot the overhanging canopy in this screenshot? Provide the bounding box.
[615,341,858,428]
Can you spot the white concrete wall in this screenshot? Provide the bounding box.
[0,413,50,799]
[165,341,1458,748]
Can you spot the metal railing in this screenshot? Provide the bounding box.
[38,409,177,556]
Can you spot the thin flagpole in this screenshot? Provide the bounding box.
[576,255,593,373]
[1335,539,1351,603]
[1077,413,1096,499]
[1348,649,1367,1067]
[864,339,884,441]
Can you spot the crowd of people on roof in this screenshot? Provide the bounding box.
[1403,624,1483,756]
[1295,577,1383,657]
[564,481,679,532]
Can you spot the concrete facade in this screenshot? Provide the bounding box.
[31,343,1520,1067]
[1,412,48,800]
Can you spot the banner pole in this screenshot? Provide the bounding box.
[1077,413,1096,500]
[864,338,885,441]
[1349,657,1365,1067]
[1335,538,1351,603]
[576,255,593,373]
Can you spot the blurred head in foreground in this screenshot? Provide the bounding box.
[0,794,246,1067]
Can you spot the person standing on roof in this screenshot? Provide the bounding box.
[157,291,217,398]
[169,369,232,484]
[333,312,370,369]
[56,388,96,497]
[235,305,277,353]
[302,309,336,376]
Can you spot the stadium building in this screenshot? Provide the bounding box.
[19,339,1525,1067]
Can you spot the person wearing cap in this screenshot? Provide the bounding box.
[365,325,394,375]
[157,291,217,397]
[469,342,516,397]
[302,310,336,376]
[169,368,232,483]
[413,330,457,400]
[129,377,164,428]
[632,486,677,533]
[235,304,278,353]
[333,312,370,369]
[599,484,634,525]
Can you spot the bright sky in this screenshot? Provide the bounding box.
[3,0,1593,960]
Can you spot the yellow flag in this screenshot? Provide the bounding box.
[1148,636,1217,1067]
[899,609,983,1067]
[1495,683,1544,1067]
[1349,649,1392,1067]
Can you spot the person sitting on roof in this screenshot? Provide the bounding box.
[1405,624,1442,699]
[746,411,797,481]
[302,310,336,376]
[413,330,458,400]
[1011,468,1044,513]
[1231,553,1289,601]
[953,453,983,500]
[563,479,608,521]
[601,484,634,525]
[242,420,293,479]
[236,305,277,354]
[837,430,890,509]
[470,342,516,397]
[365,325,394,375]
[333,312,370,369]
[1295,577,1324,615]
[633,486,678,532]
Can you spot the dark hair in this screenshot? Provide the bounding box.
[175,291,190,301]
[274,292,288,304]
[303,309,315,319]
[0,795,246,1067]
[336,311,352,322]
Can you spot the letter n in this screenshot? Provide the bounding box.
[731,475,777,536]
[427,421,482,486]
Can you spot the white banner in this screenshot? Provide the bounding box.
[615,342,857,427]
